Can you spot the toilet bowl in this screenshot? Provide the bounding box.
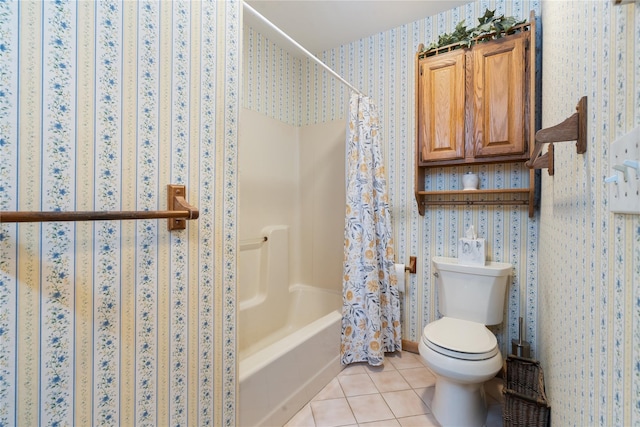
[418,256,511,427]
[419,317,503,427]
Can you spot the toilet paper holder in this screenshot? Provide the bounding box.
[404,256,416,274]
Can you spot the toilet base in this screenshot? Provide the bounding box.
[431,376,488,427]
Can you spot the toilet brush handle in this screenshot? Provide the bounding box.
[518,317,523,345]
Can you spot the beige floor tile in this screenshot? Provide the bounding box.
[287,350,502,427]
[347,394,395,424]
[312,378,344,401]
[284,403,316,427]
[310,398,356,427]
[397,413,440,427]
[338,373,378,396]
[398,367,436,389]
[360,419,402,427]
[339,363,368,376]
[382,389,430,418]
[386,352,425,370]
[369,370,412,392]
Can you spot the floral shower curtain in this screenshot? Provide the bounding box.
[340,93,401,366]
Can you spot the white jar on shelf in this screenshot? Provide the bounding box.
[462,172,479,190]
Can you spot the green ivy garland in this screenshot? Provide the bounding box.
[423,9,527,53]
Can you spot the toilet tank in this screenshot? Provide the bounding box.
[432,256,512,325]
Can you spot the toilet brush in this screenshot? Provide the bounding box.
[511,316,531,358]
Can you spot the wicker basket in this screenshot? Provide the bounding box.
[502,355,551,427]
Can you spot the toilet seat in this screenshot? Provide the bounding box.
[422,317,498,361]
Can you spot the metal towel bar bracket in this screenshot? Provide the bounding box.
[0,184,199,232]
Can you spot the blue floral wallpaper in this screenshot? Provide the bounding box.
[538,1,639,425]
[244,0,640,425]
[0,1,239,425]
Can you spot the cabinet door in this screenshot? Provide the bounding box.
[472,35,526,157]
[417,50,465,163]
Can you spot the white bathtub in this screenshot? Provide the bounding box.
[238,226,343,426]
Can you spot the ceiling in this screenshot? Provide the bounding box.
[243,0,472,56]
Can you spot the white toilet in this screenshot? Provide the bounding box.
[418,256,512,427]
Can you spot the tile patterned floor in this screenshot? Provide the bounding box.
[284,351,504,427]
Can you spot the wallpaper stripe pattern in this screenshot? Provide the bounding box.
[41,3,77,425]
[0,0,239,425]
[198,2,216,425]
[95,1,122,422]
[539,2,640,425]
[0,0,17,421]
[222,1,240,424]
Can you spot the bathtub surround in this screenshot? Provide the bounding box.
[0,1,239,425]
[238,226,292,357]
[341,93,401,366]
[237,107,346,424]
[237,108,346,293]
[244,0,640,425]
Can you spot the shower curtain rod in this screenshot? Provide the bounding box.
[243,1,365,97]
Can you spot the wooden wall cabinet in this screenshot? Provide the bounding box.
[417,50,466,162]
[415,14,536,217]
[472,33,528,158]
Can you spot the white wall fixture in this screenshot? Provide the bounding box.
[607,125,640,214]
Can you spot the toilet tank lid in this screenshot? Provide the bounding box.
[432,256,512,277]
[423,317,497,354]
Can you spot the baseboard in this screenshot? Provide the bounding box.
[401,339,419,354]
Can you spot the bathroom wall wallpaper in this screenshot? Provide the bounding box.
[244,0,542,371]
[242,27,303,127]
[538,1,639,425]
[0,1,239,425]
